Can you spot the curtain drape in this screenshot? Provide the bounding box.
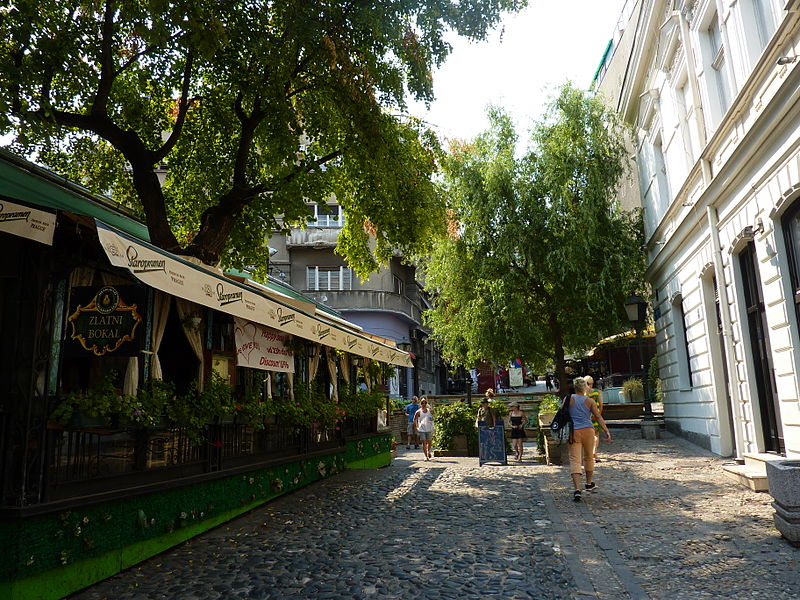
[339,353,350,385]
[151,292,171,380]
[175,298,205,390]
[68,266,95,288]
[288,371,294,401]
[364,358,372,391]
[326,347,338,402]
[309,345,321,382]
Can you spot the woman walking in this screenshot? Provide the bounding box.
[585,375,603,462]
[568,377,611,502]
[414,398,435,460]
[508,402,527,461]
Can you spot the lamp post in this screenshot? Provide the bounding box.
[625,295,653,420]
[465,374,473,406]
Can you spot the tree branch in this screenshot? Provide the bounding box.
[153,49,195,163]
[92,0,116,117]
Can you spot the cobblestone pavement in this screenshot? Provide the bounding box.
[68,429,799,600]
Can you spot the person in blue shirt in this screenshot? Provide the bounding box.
[568,377,611,502]
[405,396,420,450]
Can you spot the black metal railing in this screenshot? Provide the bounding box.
[41,416,376,503]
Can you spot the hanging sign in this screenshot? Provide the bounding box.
[509,367,523,388]
[233,317,294,373]
[0,198,56,245]
[66,286,144,356]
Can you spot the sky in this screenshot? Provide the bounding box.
[407,0,629,144]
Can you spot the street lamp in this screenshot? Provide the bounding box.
[625,295,653,420]
[465,374,473,406]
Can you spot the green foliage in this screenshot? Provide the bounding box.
[431,402,478,453]
[0,0,525,275]
[622,377,644,400]
[51,371,135,426]
[165,372,235,440]
[423,84,646,381]
[537,394,562,415]
[272,384,337,431]
[648,355,662,403]
[338,386,386,419]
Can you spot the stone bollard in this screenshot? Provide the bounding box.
[766,460,800,546]
[641,420,661,440]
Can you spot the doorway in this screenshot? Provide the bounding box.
[739,243,783,453]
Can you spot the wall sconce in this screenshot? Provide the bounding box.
[777,56,798,65]
[741,218,765,241]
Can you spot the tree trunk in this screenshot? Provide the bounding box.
[130,162,181,253]
[549,310,568,394]
[184,190,253,265]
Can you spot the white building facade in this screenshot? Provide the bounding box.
[597,0,800,459]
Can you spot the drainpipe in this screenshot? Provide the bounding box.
[674,9,714,186]
[707,205,744,458]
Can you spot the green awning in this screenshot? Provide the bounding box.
[0,149,148,240]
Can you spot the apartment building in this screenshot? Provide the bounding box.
[270,203,443,398]
[596,0,800,463]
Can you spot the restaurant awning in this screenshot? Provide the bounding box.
[95,219,413,367]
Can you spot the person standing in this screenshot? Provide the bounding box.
[405,396,420,450]
[568,377,611,502]
[585,375,603,462]
[508,402,527,461]
[475,390,497,427]
[414,398,435,460]
[545,373,553,391]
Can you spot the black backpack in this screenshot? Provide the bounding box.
[550,395,573,444]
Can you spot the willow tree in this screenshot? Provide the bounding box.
[423,84,646,389]
[0,0,524,277]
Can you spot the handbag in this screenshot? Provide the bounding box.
[550,395,573,444]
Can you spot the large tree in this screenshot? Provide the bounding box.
[0,0,524,277]
[423,84,646,388]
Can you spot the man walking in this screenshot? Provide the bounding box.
[405,396,420,449]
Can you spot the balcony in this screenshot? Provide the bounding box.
[304,289,423,324]
[286,228,340,248]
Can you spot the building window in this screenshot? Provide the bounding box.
[306,266,353,291]
[672,294,693,389]
[393,275,404,296]
[308,203,345,228]
[703,12,732,128]
[675,78,698,169]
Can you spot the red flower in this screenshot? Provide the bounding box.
[235,404,243,410]
[212,440,223,448]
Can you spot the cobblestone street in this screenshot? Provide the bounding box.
[68,429,799,600]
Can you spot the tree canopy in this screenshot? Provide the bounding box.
[0,0,524,277]
[422,84,646,385]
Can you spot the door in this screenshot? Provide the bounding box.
[739,243,783,453]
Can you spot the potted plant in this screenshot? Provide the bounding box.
[536,394,562,427]
[622,377,644,402]
[534,394,563,463]
[132,379,175,429]
[51,371,135,429]
[431,402,478,456]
